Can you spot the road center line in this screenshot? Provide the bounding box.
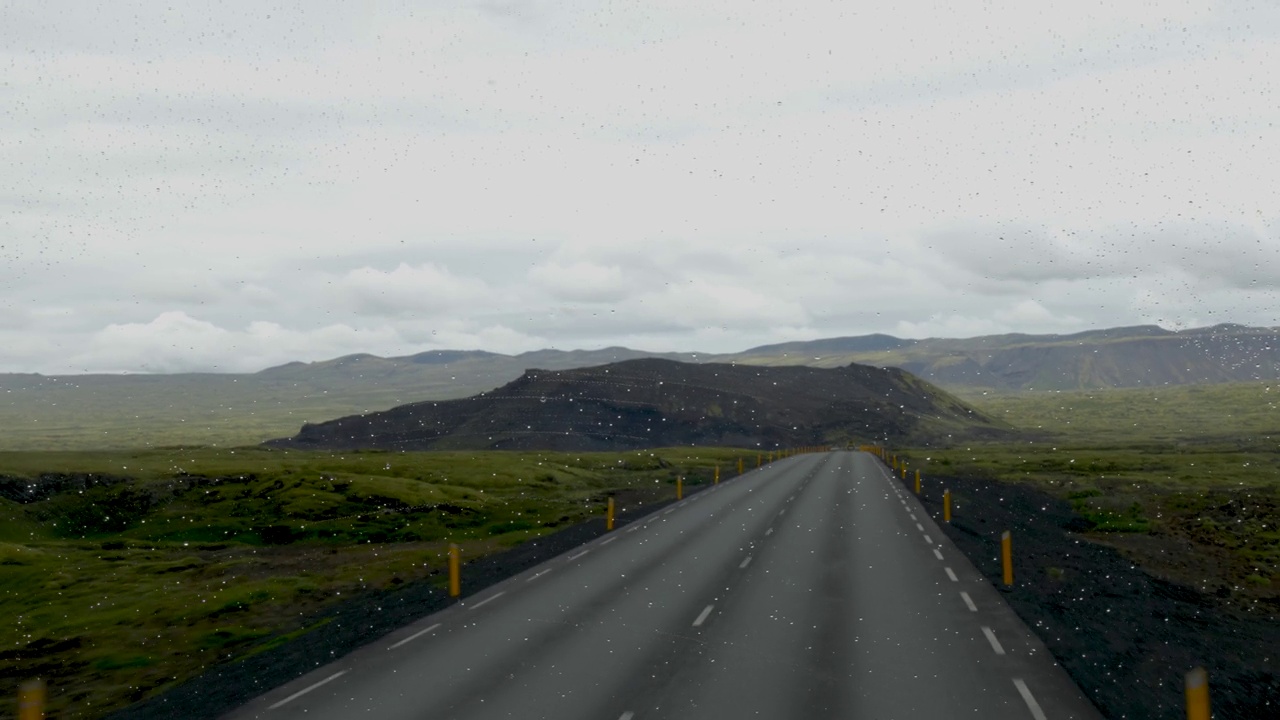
[765,527,774,536]
[469,591,505,610]
[692,604,715,627]
[618,713,635,720]
[627,526,640,533]
[933,548,944,560]
[981,626,1006,655]
[909,514,916,521]
[568,550,590,561]
[664,508,675,515]
[923,534,933,545]
[779,508,787,516]
[600,536,617,545]
[526,569,552,582]
[268,670,348,709]
[1013,679,1048,720]
[961,591,977,612]
[739,556,753,569]
[945,567,958,582]
[916,523,924,531]
[387,623,441,650]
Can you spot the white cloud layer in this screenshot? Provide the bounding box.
[2,0,1278,373]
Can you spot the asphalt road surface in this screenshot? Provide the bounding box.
[225,451,1104,720]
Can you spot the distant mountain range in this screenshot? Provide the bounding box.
[1,323,1275,450]
[733,323,1280,390]
[265,358,1006,451]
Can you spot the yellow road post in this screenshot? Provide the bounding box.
[449,543,461,598]
[1001,531,1013,586]
[914,469,921,495]
[714,465,720,484]
[18,679,44,720]
[677,476,683,500]
[944,489,952,522]
[606,497,615,531]
[1185,667,1210,720]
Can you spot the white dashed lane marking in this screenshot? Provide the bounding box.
[692,605,715,627]
[601,536,617,545]
[961,591,977,612]
[268,671,348,709]
[1013,679,1048,720]
[469,591,505,610]
[526,569,552,582]
[765,527,774,536]
[388,623,440,650]
[945,567,958,582]
[933,549,944,560]
[923,534,933,545]
[916,523,924,531]
[981,626,1006,655]
[567,550,590,562]
[739,556,753,569]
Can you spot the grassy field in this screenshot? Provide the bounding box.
[898,381,1280,609]
[0,373,475,452]
[952,380,1280,446]
[0,446,757,718]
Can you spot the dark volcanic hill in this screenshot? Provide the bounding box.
[264,359,1006,452]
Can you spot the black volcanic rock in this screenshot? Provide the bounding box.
[264,359,1005,452]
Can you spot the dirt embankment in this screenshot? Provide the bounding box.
[913,473,1278,719]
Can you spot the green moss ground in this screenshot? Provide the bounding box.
[0,446,752,718]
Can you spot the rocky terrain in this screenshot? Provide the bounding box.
[264,358,1007,451]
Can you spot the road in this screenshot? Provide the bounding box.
[225,451,1103,719]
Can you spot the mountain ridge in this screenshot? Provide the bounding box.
[3,322,1276,450]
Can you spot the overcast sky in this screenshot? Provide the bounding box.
[3,0,1278,373]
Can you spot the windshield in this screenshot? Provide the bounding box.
[2,2,1276,719]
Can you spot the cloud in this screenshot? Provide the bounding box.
[336,263,491,318]
[1,1,1279,372]
[37,311,546,374]
[71,312,405,373]
[527,261,627,302]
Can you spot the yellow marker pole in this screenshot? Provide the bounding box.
[606,497,615,531]
[714,465,720,484]
[1185,667,1210,720]
[944,489,952,522]
[18,679,44,720]
[1001,531,1013,586]
[677,476,683,500]
[914,469,921,495]
[757,454,762,468]
[449,543,461,598]
[737,458,744,475]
